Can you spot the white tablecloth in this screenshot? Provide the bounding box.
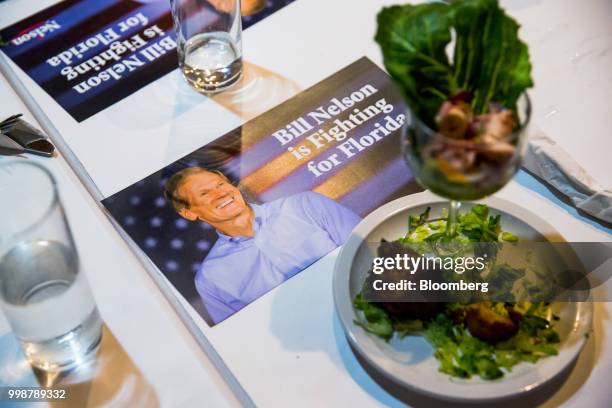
[0,0,610,406]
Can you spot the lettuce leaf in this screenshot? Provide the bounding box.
[408,206,431,233]
[451,0,533,113]
[375,0,532,126]
[375,2,455,127]
[353,294,394,341]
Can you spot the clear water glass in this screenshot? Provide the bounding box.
[0,160,102,372]
[170,0,243,93]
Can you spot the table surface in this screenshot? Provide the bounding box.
[1,0,611,407]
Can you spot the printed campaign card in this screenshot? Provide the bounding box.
[0,0,295,122]
[102,57,422,326]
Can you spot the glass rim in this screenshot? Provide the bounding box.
[0,160,60,244]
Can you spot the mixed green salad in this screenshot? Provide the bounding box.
[353,205,561,381]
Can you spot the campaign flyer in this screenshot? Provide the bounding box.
[0,0,295,122]
[102,57,422,326]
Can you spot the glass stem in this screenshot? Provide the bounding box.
[446,200,461,237]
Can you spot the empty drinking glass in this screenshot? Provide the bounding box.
[0,160,103,372]
[170,0,243,93]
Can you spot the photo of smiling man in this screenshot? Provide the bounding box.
[102,58,418,327]
[163,167,361,324]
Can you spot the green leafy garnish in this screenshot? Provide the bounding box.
[401,204,506,245]
[375,0,533,126]
[394,319,424,338]
[458,204,501,242]
[426,313,505,380]
[408,206,431,233]
[375,2,454,128]
[450,0,533,113]
[353,294,394,341]
[501,231,519,242]
[354,302,561,380]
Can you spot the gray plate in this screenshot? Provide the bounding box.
[333,191,593,402]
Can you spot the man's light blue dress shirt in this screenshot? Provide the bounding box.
[194,191,361,324]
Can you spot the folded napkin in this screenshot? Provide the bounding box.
[522,128,612,225]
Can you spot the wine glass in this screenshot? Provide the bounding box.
[402,94,531,238]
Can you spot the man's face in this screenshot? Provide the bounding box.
[177,171,249,224]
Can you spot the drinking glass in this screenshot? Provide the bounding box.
[402,94,531,237]
[170,0,243,93]
[0,160,103,372]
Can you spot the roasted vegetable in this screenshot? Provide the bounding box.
[465,303,521,343]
